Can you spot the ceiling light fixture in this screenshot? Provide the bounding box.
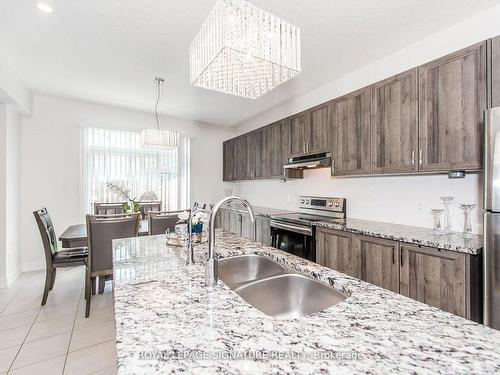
[190,0,301,99]
[141,77,179,150]
[36,0,54,14]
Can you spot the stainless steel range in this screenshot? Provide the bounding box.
[270,196,346,262]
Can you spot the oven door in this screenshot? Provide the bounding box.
[270,220,314,262]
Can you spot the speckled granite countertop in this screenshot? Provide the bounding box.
[112,232,500,374]
[314,218,483,255]
[223,204,296,218]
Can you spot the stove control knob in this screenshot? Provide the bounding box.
[334,201,340,207]
[300,199,305,204]
[305,199,310,204]
[328,201,333,207]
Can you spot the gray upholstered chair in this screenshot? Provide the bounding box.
[139,201,162,220]
[93,202,126,215]
[148,210,186,235]
[33,208,89,306]
[85,212,140,317]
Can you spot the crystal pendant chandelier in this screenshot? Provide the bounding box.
[141,77,179,150]
[190,0,301,99]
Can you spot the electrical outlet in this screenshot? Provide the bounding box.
[417,203,424,213]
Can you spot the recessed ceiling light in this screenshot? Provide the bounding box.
[36,0,54,14]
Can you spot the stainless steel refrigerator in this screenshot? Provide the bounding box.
[484,107,500,329]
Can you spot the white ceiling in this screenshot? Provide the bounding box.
[0,0,498,126]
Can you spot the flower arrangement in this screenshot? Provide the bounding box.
[191,211,209,225]
[106,182,158,213]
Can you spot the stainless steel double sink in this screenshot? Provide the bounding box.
[218,254,346,319]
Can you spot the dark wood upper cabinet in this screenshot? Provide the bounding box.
[371,69,418,174]
[418,41,486,172]
[245,130,262,179]
[222,140,234,181]
[490,35,500,108]
[306,102,331,154]
[331,87,371,176]
[353,235,400,293]
[289,112,307,156]
[400,244,469,319]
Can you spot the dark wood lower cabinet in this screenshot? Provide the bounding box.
[220,209,271,245]
[400,243,481,321]
[315,228,357,277]
[315,227,481,321]
[352,235,400,293]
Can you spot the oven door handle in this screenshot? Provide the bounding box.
[270,220,312,236]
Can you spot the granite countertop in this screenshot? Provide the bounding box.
[112,232,500,374]
[314,218,483,255]
[223,204,296,218]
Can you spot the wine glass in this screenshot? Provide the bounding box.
[430,208,445,235]
[459,204,476,238]
[440,196,454,233]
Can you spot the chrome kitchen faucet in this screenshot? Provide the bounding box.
[206,196,255,287]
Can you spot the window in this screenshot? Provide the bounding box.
[80,127,190,215]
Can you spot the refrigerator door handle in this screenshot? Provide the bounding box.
[484,108,500,211]
[484,212,500,329]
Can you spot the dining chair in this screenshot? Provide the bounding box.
[33,208,89,307]
[148,210,187,235]
[85,212,140,317]
[139,201,162,220]
[93,202,126,215]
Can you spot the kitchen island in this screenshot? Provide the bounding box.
[112,232,500,374]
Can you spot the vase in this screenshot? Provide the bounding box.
[192,223,203,233]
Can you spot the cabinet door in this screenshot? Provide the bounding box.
[400,244,467,318]
[315,228,357,277]
[222,140,234,181]
[228,211,242,236]
[232,136,246,180]
[418,41,486,172]
[371,69,418,174]
[280,120,304,179]
[306,102,331,154]
[352,235,399,293]
[241,213,255,240]
[261,122,282,178]
[289,112,307,156]
[245,131,262,179]
[331,87,371,176]
[490,35,500,108]
[255,217,271,245]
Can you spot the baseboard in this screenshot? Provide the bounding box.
[6,266,21,287]
[0,266,21,289]
[21,260,45,273]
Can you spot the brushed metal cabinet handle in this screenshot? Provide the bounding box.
[331,160,335,175]
[411,150,415,168]
[400,246,404,267]
[392,245,395,265]
[419,149,423,166]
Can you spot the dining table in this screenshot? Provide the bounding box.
[59,219,149,248]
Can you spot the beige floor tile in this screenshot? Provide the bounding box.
[89,365,117,375]
[75,306,114,330]
[69,320,116,352]
[0,310,38,331]
[0,325,30,350]
[12,332,71,369]
[1,297,41,315]
[9,354,65,375]
[37,302,78,323]
[26,315,75,343]
[64,340,117,375]
[0,345,20,373]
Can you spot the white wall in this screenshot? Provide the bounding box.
[233,4,500,233]
[19,94,235,272]
[0,104,21,287]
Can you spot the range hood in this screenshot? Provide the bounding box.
[283,152,332,170]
